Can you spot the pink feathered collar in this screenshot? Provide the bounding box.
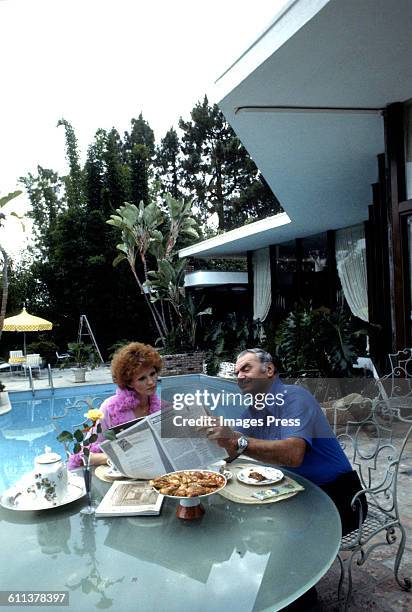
[107,387,162,426]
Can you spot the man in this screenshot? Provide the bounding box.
[207,348,367,610]
[207,348,367,536]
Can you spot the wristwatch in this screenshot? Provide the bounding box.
[236,435,249,456]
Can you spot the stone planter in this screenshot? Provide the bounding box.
[72,368,87,383]
[161,352,205,377]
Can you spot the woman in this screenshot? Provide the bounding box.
[68,342,162,469]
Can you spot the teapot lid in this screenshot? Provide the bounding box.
[36,447,62,464]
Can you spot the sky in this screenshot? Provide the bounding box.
[0,0,288,258]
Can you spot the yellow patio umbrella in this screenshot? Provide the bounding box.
[3,307,53,355]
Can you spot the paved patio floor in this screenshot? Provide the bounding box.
[1,364,114,393]
[1,368,412,610]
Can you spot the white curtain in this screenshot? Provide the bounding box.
[253,247,271,322]
[335,225,369,322]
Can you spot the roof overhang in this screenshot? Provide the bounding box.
[179,212,291,258]
[193,0,412,258]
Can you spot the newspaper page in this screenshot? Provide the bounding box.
[95,480,164,517]
[100,420,167,479]
[147,405,227,471]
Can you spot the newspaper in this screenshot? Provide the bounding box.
[101,420,167,479]
[95,480,164,517]
[100,405,227,479]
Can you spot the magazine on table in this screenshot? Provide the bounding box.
[95,480,164,517]
[100,404,227,479]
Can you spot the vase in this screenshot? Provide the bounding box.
[80,464,95,515]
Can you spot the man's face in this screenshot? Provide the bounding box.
[235,353,275,394]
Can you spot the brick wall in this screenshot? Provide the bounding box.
[161,352,205,377]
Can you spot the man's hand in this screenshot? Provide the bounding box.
[203,420,240,459]
[202,419,307,468]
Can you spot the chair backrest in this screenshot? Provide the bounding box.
[379,348,412,399]
[25,353,41,367]
[9,350,24,363]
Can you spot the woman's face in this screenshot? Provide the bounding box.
[129,365,158,398]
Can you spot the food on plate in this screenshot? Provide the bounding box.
[248,470,267,482]
[150,471,225,497]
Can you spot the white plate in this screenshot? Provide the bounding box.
[105,465,126,479]
[105,460,128,479]
[237,467,284,486]
[0,472,86,511]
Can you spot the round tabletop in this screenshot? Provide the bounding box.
[0,469,341,612]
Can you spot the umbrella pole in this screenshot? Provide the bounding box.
[24,332,26,357]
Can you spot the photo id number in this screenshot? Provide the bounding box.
[0,592,69,606]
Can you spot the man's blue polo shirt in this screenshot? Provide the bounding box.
[237,376,352,486]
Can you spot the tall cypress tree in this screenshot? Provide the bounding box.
[123,112,155,161]
[103,128,127,211]
[155,127,182,199]
[84,129,106,214]
[130,144,150,205]
[57,118,84,209]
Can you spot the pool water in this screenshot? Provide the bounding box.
[0,384,116,493]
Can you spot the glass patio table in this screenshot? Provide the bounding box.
[0,469,341,612]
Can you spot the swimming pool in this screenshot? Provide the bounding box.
[0,375,239,493]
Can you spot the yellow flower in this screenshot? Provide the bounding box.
[84,408,104,422]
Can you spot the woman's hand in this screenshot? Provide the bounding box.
[88,451,108,466]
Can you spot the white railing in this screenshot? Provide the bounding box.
[47,364,55,394]
[27,366,34,396]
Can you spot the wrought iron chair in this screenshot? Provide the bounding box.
[377,348,412,412]
[333,390,412,610]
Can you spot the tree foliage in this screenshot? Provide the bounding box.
[16,99,282,354]
[275,303,367,377]
[178,95,281,230]
[155,128,182,199]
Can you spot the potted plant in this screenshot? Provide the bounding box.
[67,342,98,383]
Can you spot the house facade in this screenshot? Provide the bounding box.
[179,0,412,372]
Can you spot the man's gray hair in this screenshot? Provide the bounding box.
[237,348,274,372]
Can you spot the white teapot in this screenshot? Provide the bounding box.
[32,447,68,504]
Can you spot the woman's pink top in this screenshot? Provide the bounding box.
[67,387,162,469]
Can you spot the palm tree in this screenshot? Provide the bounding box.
[107,195,199,346]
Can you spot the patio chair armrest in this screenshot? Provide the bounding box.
[351,483,387,504]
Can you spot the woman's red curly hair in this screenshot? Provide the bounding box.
[111,342,162,389]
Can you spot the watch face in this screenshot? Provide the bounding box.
[238,436,248,451]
